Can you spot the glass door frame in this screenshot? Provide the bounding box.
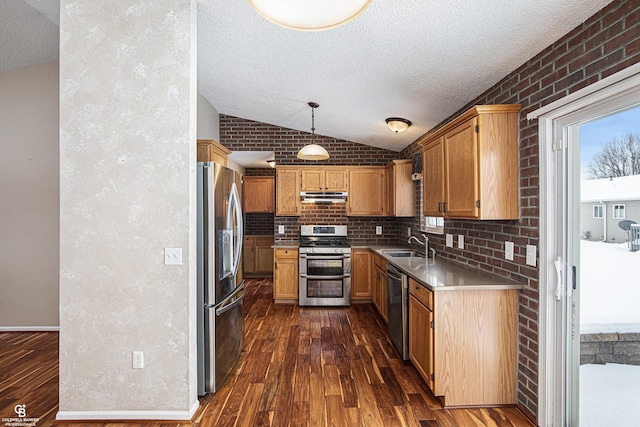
[530,62,640,427]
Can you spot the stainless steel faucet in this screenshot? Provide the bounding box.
[408,234,429,257]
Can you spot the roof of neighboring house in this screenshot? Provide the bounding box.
[581,175,640,203]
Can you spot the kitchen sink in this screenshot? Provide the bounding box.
[381,250,425,258]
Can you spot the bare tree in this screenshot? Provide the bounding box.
[587,133,640,179]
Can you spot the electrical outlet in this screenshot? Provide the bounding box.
[457,235,464,249]
[164,248,182,265]
[407,227,411,237]
[526,245,537,266]
[278,225,285,234]
[376,226,382,235]
[505,241,514,261]
[132,351,144,369]
[446,234,454,248]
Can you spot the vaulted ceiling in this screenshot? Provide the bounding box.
[4,0,614,151]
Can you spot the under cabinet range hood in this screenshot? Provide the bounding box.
[300,191,348,203]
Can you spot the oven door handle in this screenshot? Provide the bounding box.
[300,274,351,279]
[300,255,350,260]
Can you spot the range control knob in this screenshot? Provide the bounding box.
[311,248,317,254]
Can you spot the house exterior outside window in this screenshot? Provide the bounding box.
[593,205,604,218]
[613,204,626,219]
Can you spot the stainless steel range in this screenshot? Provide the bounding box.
[299,225,351,306]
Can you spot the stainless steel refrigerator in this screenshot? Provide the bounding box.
[197,162,244,396]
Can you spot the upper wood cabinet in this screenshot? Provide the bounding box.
[243,176,274,213]
[300,168,348,192]
[197,139,230,165]
[347,167,385,216]
[385,160,415,217]
[275,168,301,216]
[420,105,521,220]
[423,138,445,217]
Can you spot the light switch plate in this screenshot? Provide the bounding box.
[164,248,182,265]
[407,227,411,237]
[505,241,514,261]
[457,235,464,249]
[526,245,537,266]
[278,225,285,234]
[376,226,382,235]
[446,234,454,248]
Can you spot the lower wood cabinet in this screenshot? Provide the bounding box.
[409,280,434,391]
[371,253,388,321]
[350,248,372,301]
[273,248,298,303]
[408,278,518,406]
[243,236,274,277]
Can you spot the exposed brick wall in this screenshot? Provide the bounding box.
[220,115,396,166]
[398,0,640,420]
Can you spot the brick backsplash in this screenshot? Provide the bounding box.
[221,0,640,421]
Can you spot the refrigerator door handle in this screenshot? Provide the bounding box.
[227,181,243,277]
[215,281,245,316]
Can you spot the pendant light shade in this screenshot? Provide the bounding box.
[297,102,330,161]
[297,144,330,160]
[386,117,412,133]
[248,0,371,32]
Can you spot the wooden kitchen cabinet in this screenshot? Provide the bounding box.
[420,104,521,220]
[347,167,385,216]
[197,139,231,165]
[275,168,301,216]
[243,236,274,277]
[301,168,348,192]
[273,248,298,303]
[350,248,372,301]
[408,277,518,406]
[409,279,434,390]
[422,137,445,216]
[371,252,388,321]
[385,159,415,217]
[243,177,274,213]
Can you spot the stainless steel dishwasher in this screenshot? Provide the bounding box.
[387,264,409,360]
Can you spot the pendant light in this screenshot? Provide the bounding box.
[248,0,371,32]
[297,102,330,161]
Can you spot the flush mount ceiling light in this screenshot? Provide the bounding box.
[248,0,371,32]
[386,117,412,133]
[297,102,330,161]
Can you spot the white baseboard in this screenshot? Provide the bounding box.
[56,401,199,421]
[0,326,59,332]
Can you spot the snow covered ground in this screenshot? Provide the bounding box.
[580,363,640,427]
[580,240,640,333]
[580,240,640,426]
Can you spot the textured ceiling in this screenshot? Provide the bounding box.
[5,0,614,153]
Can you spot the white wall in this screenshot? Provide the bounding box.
[197,93,220,141]
[0,61,59,328]
[58,0,198,419]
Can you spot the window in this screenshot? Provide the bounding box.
[613,204,626,219]
[593,205,604,218]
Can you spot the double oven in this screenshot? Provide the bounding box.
[299,225,351,306]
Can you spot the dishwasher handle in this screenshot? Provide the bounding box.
[386,265,404,282]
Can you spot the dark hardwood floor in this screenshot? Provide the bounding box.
[0,279,534,426]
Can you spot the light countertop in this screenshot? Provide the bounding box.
[369,246,524,292]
